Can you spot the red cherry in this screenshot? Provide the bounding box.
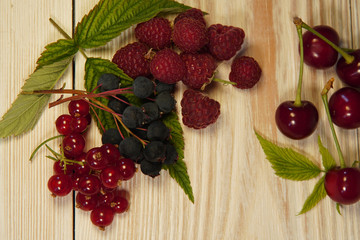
[324,167,360,205]
[328,87,360,129]
[47,174,73,197]
[336,49,360,88]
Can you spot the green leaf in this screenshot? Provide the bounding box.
[255,131,321,181]
[318,136,337,171]
[84,57,133,133]
[162,112,194,203]
[298,175,327,215]
[36,39,78,69]
[0,57,73,138]
[74,0,191,48]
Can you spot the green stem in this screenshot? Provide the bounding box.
[213,78,236,86]
[321,78,346,168]
[295,17,355,64]
[29,135,63,161]
[294,21,304,107]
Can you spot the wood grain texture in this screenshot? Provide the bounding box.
[1,0,360,239]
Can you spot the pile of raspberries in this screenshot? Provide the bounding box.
[112,8,262,129]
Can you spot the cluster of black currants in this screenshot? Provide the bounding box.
[47,99,134,230]
[98,74,179,178]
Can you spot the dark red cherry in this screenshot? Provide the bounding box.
[336,49,360,88]
[275,101,319,139]
[328,87,360,129]
[324,167,360,205]
[302,25,339,69]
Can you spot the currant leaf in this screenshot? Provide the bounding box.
[317,136,337,171]
[162,112,194,203]
[298,175,327,215]
[255,131,321,181]
[0,57,73,138]
[74,0,191,48]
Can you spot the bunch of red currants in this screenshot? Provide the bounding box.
[48,99,134,230]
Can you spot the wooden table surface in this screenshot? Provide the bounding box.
[1,0,360,239]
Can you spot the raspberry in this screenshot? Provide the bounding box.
[207,24,245,60]
[172,18,208,53]
[135,17,172,50]
[181,89,220,129]
[112,42,150,78]
[229,56,261,89]
[150,48,185,84]
[181,53,217,89]
[174,8,206,27]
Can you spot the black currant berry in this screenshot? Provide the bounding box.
[141,102,160,123]
[118,137,143,160]
[143,141,166,162]
[101,128,122,145]
[155,79,175,94]
[97,73,121,92]
[122,106,145,129]
[147,120,169,141]
[108,97,128,114]
[140,160,162,177]
[132,76,154,98]
[164,142,178,165]
[155,92,176,113]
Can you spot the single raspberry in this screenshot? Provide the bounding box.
[229,56,262,89]
[174,8,206,27]
[181,89,220,129]
[207,24,245,61]
[181,53,217,89]
[150,48,185,84]
[172,18,208,53]
[112,42,150,78]
[135,17,172,50]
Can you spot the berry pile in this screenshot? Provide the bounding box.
[111,8,262,130]
[48,99,133,230]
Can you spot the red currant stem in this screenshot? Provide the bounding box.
[212,78,236,86]
[293,19,304,107]
[89,104,105,133]
[321,78,346,168]
[29,135,63,161]
[22,89,88,95]
[295,17,355,64]
[46,155,58,161]
[45,144,62,158]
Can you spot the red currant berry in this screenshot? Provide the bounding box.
[55,114,73,135]
[111,195,129,214]
[78,175,101,196]
[116,158,136,181]
[73,152,91,176]
[98,191,115,206]
[72,174,82,191]
[90,205,115,230]
[85,114,92,125]
[76,192,99,211]
[70,117,89,133]
[100,166,121,189]
[324,167,360,205]
[100,144,121,164]
[68,99,90,118]
[47,174,73,197]
[53,161,74,175]
[62,133,86,159]
[86,147,110,170]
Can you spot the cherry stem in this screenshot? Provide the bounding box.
[29,135,63,161]
[293,18,304,107]
[294,17,355,64]
[321,78,346,168]
[213,78,236,86]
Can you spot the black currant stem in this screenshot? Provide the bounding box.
[294,17,355,64]
[321,78,346,168]
[29,135,63,161]
[294,19,304,107]
[49,18,88,59]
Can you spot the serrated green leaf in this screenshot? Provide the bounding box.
[162,112,194,203]
[0,57,73,138]
[298,175,327,215]
[255,131,321,181]
[84,57,133,133]
[74,0,191,48]
[36,39,78,69]
[318,136,337,171]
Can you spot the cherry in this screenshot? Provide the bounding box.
[62,133,86,159]
[47,174,73,197]
[78,175,101,196]
[100,166,121,189]
[68,99,90,118]
[336,50,360,88]
[116,158,136,181]
[328,87,360,129]
[55,114,73,135]
[275,101,319,139]
[76,192,99,211]
[90,205,115,230]
[302,25,339,69]
[324,167,360,205]
[86,147,110,170]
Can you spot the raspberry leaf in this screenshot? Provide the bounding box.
[74,0,191,48]
[317,136,336,171]
[36,39,78,69]
[298,175,327,215]
[255,131,321,181]
[162,112,194,203]
[0,57,73,137]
